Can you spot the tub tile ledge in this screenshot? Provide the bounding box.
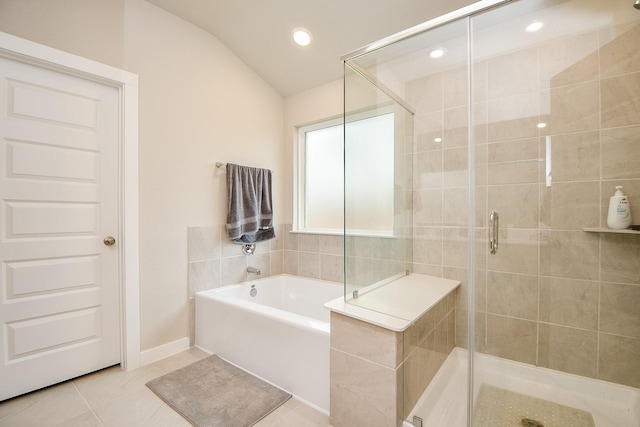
[324,273,460,332]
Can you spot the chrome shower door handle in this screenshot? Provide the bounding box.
[489,211,499,255]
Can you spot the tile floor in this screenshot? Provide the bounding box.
[0,347,331,427]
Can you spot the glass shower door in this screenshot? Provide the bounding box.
[470,0,640,426]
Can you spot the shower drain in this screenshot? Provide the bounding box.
[521,418,544,427]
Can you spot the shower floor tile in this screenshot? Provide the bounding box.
[473,384,595,427]
[406,348,638,427]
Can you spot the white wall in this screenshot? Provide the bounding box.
[282,79,343,225]
[0,0,126,68]
[0,0,284,352]
[123,0,284,351]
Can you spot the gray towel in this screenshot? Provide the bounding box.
[226,163,275,244]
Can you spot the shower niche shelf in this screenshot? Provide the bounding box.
[583,227,640,235]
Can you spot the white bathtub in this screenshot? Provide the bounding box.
[195,274,342,414]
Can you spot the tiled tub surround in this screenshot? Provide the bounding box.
[283,225,412,288]
[188,223,416,296]
[188,224,285,296]
[327,275,459,427]
[409,20,640,389]
[188,224,346,297]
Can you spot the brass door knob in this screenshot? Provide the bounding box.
[103,236,116,246]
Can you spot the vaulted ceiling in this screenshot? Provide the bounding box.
[145,0,475,97]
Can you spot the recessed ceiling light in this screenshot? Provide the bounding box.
[434,137,442,143]
[293,28,312,46]
[537,122,547,129]
[429,48,446,59]
[526,21,544,32]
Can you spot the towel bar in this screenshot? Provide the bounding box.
[215,162,274,173]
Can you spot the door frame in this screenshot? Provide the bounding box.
[0,32,141,371]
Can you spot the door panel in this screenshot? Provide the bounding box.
[9,139,99,180]
[7,256,99,298]
[0,56,120,400]
[9,81,99,128]
[8,307,101,358]
[8,201,99,236]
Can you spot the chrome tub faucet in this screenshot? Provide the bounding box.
[246,266,261,275]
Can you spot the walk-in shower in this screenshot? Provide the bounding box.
[342,0,640,425]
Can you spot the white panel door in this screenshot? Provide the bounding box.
[0,56,121,400]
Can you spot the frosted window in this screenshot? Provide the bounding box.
[300,112,394,234]
[305,124,344,230]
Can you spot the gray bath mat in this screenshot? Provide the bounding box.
[146,355,291,427]
[472,384,595,427]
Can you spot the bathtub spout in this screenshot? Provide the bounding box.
[246,266,261,275]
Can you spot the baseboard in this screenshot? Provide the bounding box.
[194,345,213,355]
[140,337,190,366]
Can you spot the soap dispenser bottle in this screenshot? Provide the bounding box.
[607,186,632,229]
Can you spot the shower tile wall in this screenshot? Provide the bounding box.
[410,21,640,389]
